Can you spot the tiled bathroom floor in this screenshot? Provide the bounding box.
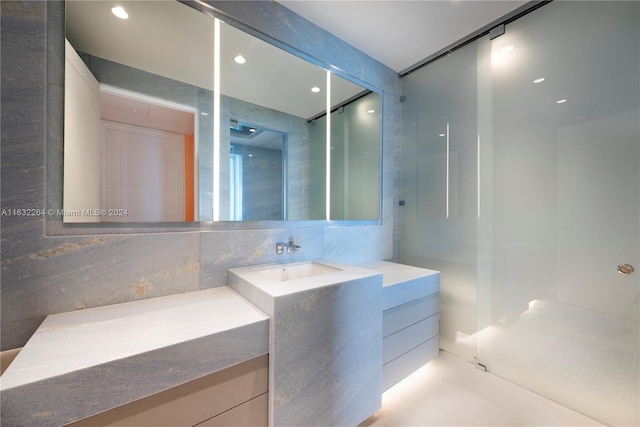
[359,351,604,427]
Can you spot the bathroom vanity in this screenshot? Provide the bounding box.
[362,261,440,391]
[0,261,438,426]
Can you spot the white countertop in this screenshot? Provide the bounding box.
[229,259,381,297]
[1,286,269,426]
[227,259,383,318]
[360,261,440,310]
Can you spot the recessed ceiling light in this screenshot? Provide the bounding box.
[110,5,128,20]
[556,99,567,104]
[311,87,321,93]
[501,45,514,54]
[234,55,246,64]
[200,111,209,116]
[249,128,256,133]
[367,109,375,114]
[533,77,545,84]
[439,133,446,137]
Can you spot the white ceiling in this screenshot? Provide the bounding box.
[66,0,530,123]
[278,0,529,72]
[100,90,195,136]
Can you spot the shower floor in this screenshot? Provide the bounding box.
[359,350,603,427]
[472,299,638,426]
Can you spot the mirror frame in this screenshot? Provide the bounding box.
[46,0,383,236]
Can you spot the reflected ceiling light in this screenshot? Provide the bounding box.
[311,87,321,93]
[249,128,256,133]
[501,45,514,53]
[556,99,567,104]
[110,5,128,19]
[367,109,376,114]
[234,55,246,64]
[200,111,208,116]
[439,133,446,137]
[533,77,545,84]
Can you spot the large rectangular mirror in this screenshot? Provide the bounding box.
[63,0,381,223]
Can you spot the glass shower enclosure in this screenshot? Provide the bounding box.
[399,2,639,425]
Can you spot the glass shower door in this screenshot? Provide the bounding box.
[477,2,639,425]
[400,36,487,363]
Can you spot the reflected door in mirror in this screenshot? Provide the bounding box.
[101,122,188,222]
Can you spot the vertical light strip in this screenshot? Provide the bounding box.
[446,122,450,219]
[213,18,221,221]
[194,114,200,221]
[325,71,331,220]
[477,133,481,218]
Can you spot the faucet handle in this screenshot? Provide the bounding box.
[287,237,301,253]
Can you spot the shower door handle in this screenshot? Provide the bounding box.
[617,264,635,275]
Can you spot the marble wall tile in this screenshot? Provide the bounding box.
[324,225,393,265]
[2,1,50,349]
[1,230,202,349]
[45,1,65,216]
[384,80,404,261]
[199,228,324,287]
[324,32,398,91]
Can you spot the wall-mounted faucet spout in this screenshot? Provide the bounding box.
[276,238,301,254]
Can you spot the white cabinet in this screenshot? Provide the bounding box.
[361,261,441,392]
[383,294,439,391]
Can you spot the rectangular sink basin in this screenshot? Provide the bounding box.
[258,261,342,282]
[228,259,370,300]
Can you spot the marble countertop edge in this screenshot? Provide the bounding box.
[1,287,267,389]
[0,322,269,427]
[0,287,270,427]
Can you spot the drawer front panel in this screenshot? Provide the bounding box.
[382,337,439,392]
[383,293,439,337]
[383,314,438,364]
[198,392,268,427]
[69,355,268,427]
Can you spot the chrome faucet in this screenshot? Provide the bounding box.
[276,238,301,254]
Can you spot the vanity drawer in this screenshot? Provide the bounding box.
[198,392,268,427]
[383,293,439,337]
[382,336,439,392]
[69,354,268,427]
[383,314,439,364]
